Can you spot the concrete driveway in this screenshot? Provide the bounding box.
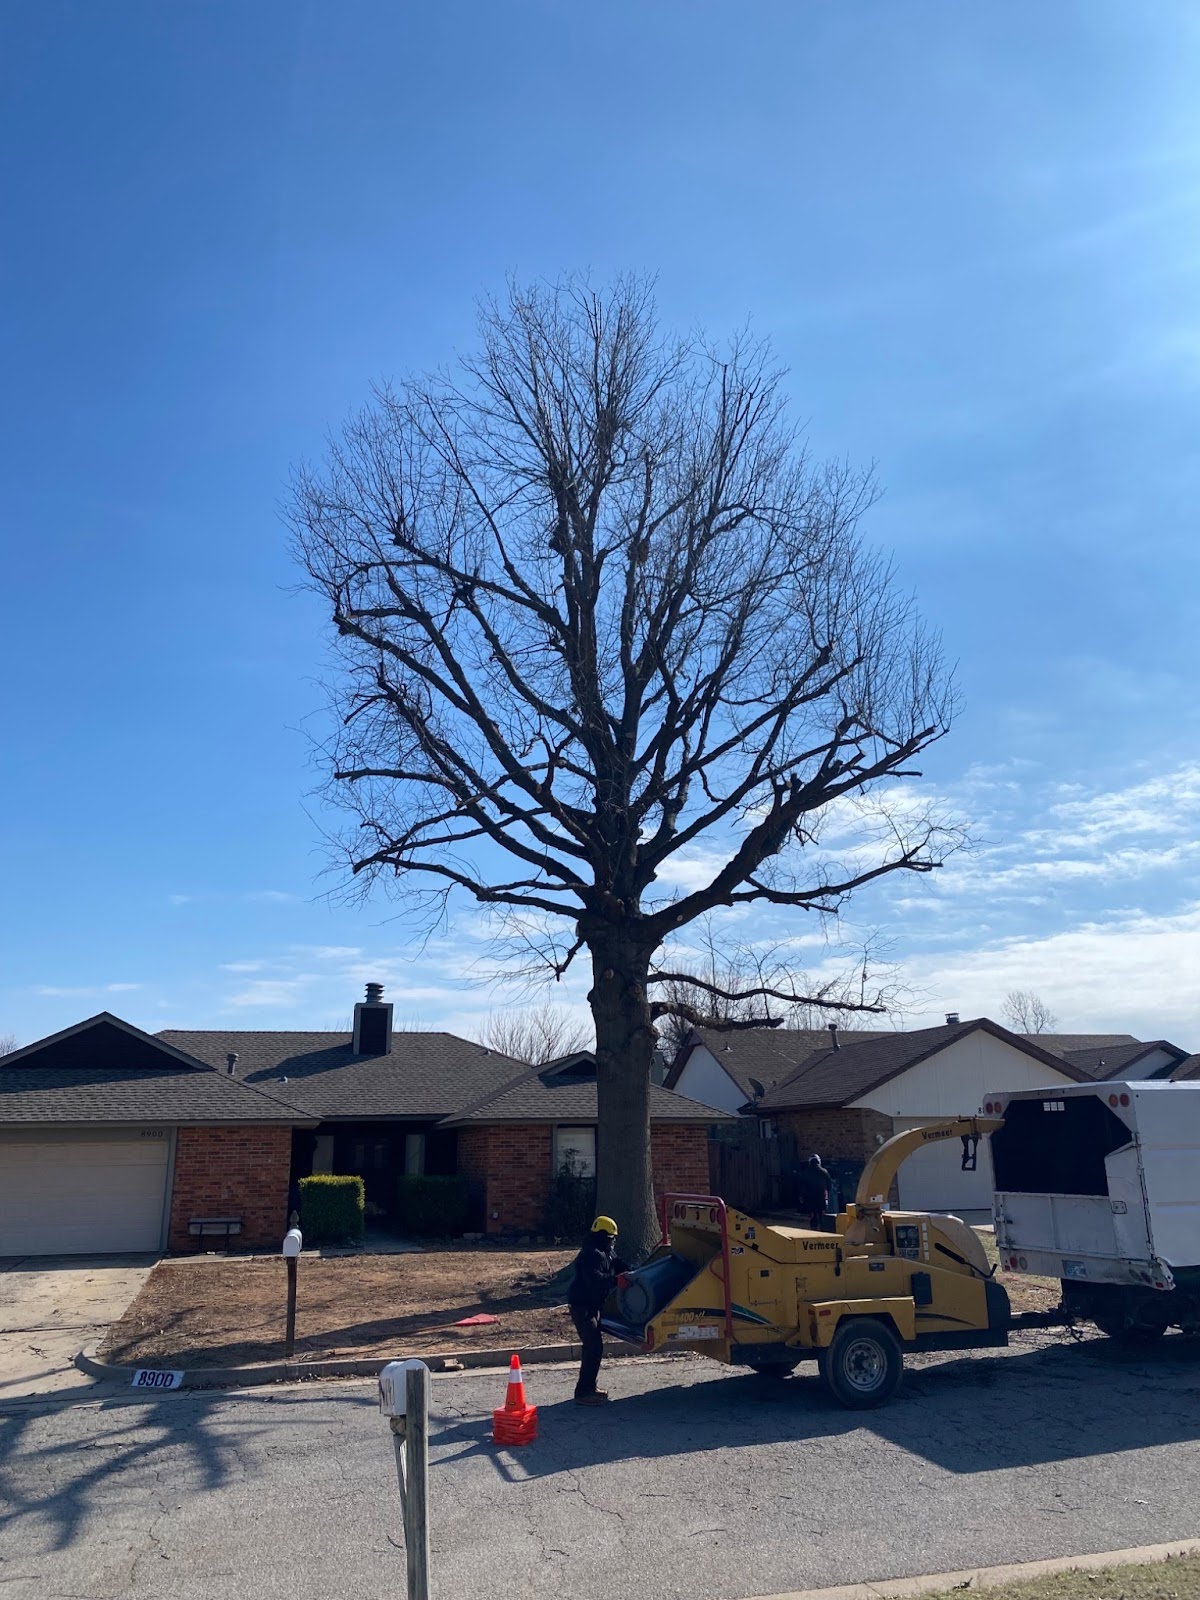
[0,1254,156,1400]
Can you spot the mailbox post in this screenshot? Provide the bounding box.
[281,1226,302,1356]
[379,1358,431,1600]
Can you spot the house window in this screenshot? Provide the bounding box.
[404,1132,425,1176]
[312,1134,335,1174]
[554,1126,596,1178]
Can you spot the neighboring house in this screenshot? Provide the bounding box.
[0,1013,311,1257]
[1026,1034,1191,1081]
[0,987,729,1257]
[665,1025,884,1114]
[673,1018,1086,1214]
[1174,1053,1200,1081]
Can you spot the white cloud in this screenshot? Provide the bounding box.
[244,890,299,905]
[33,982,142,998]
[900,902,1200,1041]
[224,980,311,1009]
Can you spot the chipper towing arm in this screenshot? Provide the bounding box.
[602,1115,1007,1409]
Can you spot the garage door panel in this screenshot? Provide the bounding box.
[0,1136,169,1255]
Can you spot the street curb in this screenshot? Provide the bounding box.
[74,1337,644,1390]
[740,1538,1200,1600]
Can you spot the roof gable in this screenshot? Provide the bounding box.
[755,1018,1087,1112]
[667,1025,885,1100]
[0,1015,309,1126]
[1,1014,215,1074]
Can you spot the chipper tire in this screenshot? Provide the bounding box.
[820,1318,903,1409]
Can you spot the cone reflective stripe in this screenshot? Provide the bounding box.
[504,1353,528,1411]
[493,1351,537,1445]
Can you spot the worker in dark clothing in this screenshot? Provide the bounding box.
[567,1215,628,1406]
[797,1154,833,1229]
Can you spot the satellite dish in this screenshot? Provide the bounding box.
[748,1077,766,1101]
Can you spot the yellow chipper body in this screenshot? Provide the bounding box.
[602,1116,1009,1408]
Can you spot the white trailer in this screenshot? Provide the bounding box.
[987,1080,1200,1340]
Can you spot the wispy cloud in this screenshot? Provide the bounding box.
[34,981,142,998]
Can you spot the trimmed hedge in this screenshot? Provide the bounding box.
[395,1174,472,1237]
[299,1174,365,1245]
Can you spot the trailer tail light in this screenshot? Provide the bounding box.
[1108,1094,1119,1107]
[1018,1256,1028,1270]
[1120,1093,1130,1106]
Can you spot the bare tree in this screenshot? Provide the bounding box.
[0,1034,17,1056]
[476,1003,593,1065]
[652,921,893,1059]
[1003,990,1058,1034]
[290,274,956,1252]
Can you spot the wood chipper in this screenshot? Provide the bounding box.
[602,1116,1009,1408]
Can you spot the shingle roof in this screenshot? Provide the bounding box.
[1060,1041,1187,1081]
[1027,1033,1140,1057]
[0,1015,308,1126]
[444,1068,734,1125]
[666,1026,884,1099]
[1173,1054,1200,1081]
[755,1018,1086,1112]
[159,1029,528,1121]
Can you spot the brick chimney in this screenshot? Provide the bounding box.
[353,982,393,1056]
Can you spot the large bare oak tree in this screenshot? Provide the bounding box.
[290,275,954,1253]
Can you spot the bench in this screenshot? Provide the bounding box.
[188,1217,243,1247]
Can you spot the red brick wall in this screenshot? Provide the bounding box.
[650,1125,711,1201]
[168,1125,293,1251]
[466,1121,714,1236]
[472,1124,555,1236]
[771,1108,894,1164]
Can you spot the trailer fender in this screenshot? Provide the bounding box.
[800,1296,916,1348]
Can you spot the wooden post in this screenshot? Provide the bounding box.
[403,1363,431,1600]
[285,1256,297,1357]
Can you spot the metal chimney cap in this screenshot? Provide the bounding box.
[226,1052,239,1075]
[945,1012,960,1026]
[828,1022,840,1051]
[364,982,385,1004]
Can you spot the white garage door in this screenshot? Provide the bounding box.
[0,1133,170,1256]
[894,1118,995,1217]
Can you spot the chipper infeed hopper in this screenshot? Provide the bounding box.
[602,1118,1011,1408]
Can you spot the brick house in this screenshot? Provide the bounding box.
[1,987,729,1256]
[446,1052,728,1235]
[0,1013,311,1256]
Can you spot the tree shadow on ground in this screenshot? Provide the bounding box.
[434,1335,1200,1484]
[0,1383,378,1555]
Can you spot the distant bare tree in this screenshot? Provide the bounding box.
[1003,990,1058,1034]
[290,274,957,1251]
[653,923,893,1059]
[477,1004,593,1065]
[0,1033,17,1056]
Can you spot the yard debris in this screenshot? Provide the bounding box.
[454,1314,499,1326]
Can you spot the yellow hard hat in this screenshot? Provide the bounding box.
[591,1215,618,1236]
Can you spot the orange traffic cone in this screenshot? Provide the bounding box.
[493,1353,537,1445]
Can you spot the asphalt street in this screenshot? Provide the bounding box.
[1,1331,1198,1600]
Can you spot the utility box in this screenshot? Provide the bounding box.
[989,1080,1200,1337]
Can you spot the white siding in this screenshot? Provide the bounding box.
[852,1032,1074,1214]
[1123,1046,1178,1080]
[671,1046,751,1114]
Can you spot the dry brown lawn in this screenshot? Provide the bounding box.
[102,1247,576,1368]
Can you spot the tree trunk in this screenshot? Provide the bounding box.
[588,934,660,1261]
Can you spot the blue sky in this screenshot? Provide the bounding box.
[3,2,1199,1047]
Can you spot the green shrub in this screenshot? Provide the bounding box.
[299,1174,365,1245]
[545,1157,596,1242]
[395,1174,472,1237]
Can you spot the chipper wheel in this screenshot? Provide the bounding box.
[819,1318,903,1409]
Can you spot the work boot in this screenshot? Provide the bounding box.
[573,1391,610,1406]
